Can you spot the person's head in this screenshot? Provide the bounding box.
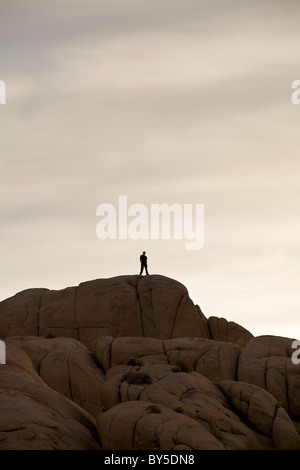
[143,251,146,254]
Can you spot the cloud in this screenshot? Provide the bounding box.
[0,1,300,340]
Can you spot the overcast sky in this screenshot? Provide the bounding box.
[0,0,299,340]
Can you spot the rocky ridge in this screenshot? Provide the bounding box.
[0,274,299,450]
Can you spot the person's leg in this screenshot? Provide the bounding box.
[140,265,144,275]
[145,265,149,275]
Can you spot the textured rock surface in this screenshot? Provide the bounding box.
[5,336,105,416]
[238,336,300,421]
[208,316,253,347]
[92,336,241,382]
[97,401,226,450]
[0,344,101,450]
[219,380,300,450]
[0,275,299,450]
[0,275,251,349]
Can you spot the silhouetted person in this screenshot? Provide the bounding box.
[140,251,149,275]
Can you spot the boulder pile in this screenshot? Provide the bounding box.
[0,275,299,450]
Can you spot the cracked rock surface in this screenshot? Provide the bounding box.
[0,275,299,450]
[0,275,251,349]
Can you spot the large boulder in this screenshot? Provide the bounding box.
[92,336,241,382]
[5,336,105,416]
[0,276,212,349]
[0,288,46,337]
[219,380,300,450]
[97,364,265,449]
[208,316,253,347]
[238,336,300,421]
[0,344,101,450]
[0,275,253,350]
[97,401,226,450]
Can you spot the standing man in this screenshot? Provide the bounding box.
[140,251,149,275]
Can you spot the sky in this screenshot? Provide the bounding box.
[0,0,299,340]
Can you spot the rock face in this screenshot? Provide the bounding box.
[0,344,101,450]
[0,275,251,349]
[0,274,299,450]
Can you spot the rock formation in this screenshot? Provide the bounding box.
[0,274,299,450]
[0,275,251,349]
